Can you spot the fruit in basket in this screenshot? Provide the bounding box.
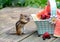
[47,12,51,19]
[41,14,46,19]
[48,12,51,15]
[42,32,51,40]
[46,15,50,19]
[36,10,51,19]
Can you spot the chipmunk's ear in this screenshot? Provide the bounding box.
[20,14,23,16]
[19,14,23,19]
[20,14,24,17]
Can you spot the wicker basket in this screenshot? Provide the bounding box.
[31,0,57,36]
[31,14,55,34]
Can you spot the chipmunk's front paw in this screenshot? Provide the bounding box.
[16,31,22,35]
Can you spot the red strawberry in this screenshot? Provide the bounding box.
[42,32,51,40]
[41,14,46,19]
[46,15,50,19]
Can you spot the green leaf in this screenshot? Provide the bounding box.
[57,2,60,9]
[0,4,3,9]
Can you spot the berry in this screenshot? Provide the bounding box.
[48,12,51,15]
[42,32,51,40]
[41,14,46,19]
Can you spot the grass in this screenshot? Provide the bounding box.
[0,0,60,9]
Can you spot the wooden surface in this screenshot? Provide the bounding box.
[0,7,59,42]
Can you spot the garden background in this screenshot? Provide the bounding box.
[0,0,60,9]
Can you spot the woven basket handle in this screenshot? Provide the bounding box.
[48,0,57,24]
[48,0,57,17]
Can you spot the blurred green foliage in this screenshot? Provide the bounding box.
[0,0,60,9]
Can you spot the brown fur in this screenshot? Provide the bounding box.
[16,14,30,35]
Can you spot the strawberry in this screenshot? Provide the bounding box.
[41,14,46,19]
[42,32,51,40]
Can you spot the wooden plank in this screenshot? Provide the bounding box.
[0,7,42,42]
[0,27,35,42]
[0,38,13,42]
[0,14,17,34]
[20,32,56,42]
[0,13,37,42]
[45,35,56,42]
[52,38,60,42]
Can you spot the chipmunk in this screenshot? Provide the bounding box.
[16,14,30,35]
